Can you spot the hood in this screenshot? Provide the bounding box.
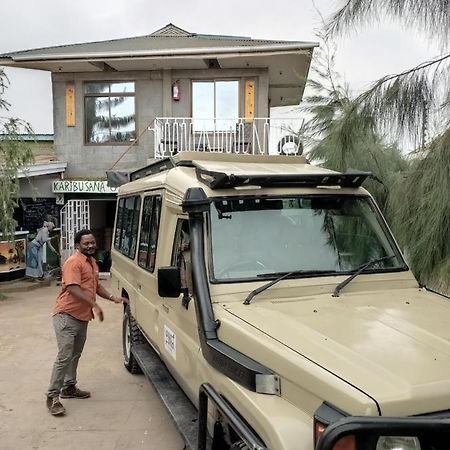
[223,286,450,416]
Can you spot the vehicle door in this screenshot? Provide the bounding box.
[134,193,163,349]
[158,217,200,402]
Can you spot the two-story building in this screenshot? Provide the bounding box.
[1,24,317,266]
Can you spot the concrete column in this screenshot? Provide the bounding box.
[257,71,269,118]
[162,70,172,117]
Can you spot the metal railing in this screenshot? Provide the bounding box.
[153,117,303,159]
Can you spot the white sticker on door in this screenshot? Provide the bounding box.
[164,325,176,360]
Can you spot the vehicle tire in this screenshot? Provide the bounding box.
[277,135,303,155]
[122,305,144,374]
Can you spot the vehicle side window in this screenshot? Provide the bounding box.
[138,195,162,272]
[171,219,192,293]
[114,196,141,259]
[114,198,125,248]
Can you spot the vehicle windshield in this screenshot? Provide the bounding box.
[209,195,405,281]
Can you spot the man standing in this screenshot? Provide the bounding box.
[46,229,126,416]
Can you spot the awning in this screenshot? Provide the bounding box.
[17,161,67,178]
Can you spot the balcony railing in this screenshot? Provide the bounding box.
[153,117,303,159]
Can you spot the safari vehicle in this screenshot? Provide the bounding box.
[110,152,450,450]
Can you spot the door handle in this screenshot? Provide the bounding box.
[137,283,141,290]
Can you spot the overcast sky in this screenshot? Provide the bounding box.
[0,0,440,133]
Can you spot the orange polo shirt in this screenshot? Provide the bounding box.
[53,250,100,321]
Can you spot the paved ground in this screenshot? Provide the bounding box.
[0,280,185,450]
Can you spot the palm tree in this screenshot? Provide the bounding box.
[323,0,450,292]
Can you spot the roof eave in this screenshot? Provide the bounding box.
[2,42,318,63]
[17,161,67,178]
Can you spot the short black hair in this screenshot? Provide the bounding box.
[74,229,94,245]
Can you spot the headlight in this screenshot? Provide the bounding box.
[376,436,421,450]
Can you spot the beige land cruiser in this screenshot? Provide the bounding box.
[110,152,450,450]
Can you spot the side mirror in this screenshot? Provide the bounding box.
[158,266,181,298]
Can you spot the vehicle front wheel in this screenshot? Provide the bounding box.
[122,305,143,374]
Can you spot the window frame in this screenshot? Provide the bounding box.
[137,194,162,273]
[171,218,189,267]
[191,79,240,132]
[83,80,137,146]
[113,195,141,259]
[207,193,408,284]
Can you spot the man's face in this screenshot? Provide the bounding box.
[77,234,97,256]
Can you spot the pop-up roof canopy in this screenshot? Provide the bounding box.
[114,152,371,192]
[0,24,318,107]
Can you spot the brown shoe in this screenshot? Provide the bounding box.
[47,396,65,416]
[60,385,91,399]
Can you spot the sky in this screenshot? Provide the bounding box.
[0,0,440,133]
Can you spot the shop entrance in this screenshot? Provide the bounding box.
[90,199,116,272]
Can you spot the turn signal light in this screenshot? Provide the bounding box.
[314,419,356,450]
[314,420,327,444]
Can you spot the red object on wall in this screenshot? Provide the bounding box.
[172,80,180,101]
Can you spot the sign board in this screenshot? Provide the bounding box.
[245,79,255,123]
[65,82,76,127]
[0,238,26,274]
[22,199,62,232]
[164,325,177,360]
[52,180,118,194]
[55,194,65,205]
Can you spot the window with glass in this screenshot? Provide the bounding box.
[114,198,125,249]
[192,80,239,132]
[209,195,406,281]
[114,196,141,258]
[138,195,162,272]
[84,81,136,144]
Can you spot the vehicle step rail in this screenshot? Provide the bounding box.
[132,342,203,450]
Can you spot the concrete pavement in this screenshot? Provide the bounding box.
[0,281,185,450]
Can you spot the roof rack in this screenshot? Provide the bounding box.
[106,157,176,187]
[195,168,371,190]
[130,158,175,181]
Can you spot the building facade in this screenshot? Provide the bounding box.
[1,24,317,268]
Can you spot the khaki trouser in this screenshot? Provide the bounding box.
[47,313,88,398]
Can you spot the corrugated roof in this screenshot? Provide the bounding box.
[0,133,54,141]
[0,24,317,107]
[1,23,316,59]
[20,134,54,141]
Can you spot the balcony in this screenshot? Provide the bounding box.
[153,117,303,159]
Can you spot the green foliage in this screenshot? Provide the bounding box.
[0,68,35,240]
[326,0,449,49]
[357,54,450,149]
[302,34,408,213]
[387,129,450,291]
[317,1,450,292]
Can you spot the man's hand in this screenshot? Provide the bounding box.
[93,303,104,322]
[110,295,128,304]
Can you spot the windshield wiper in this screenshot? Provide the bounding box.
[244,270,332,305]
[332,255,396,297]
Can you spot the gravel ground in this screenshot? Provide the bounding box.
[0,280,185,450]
